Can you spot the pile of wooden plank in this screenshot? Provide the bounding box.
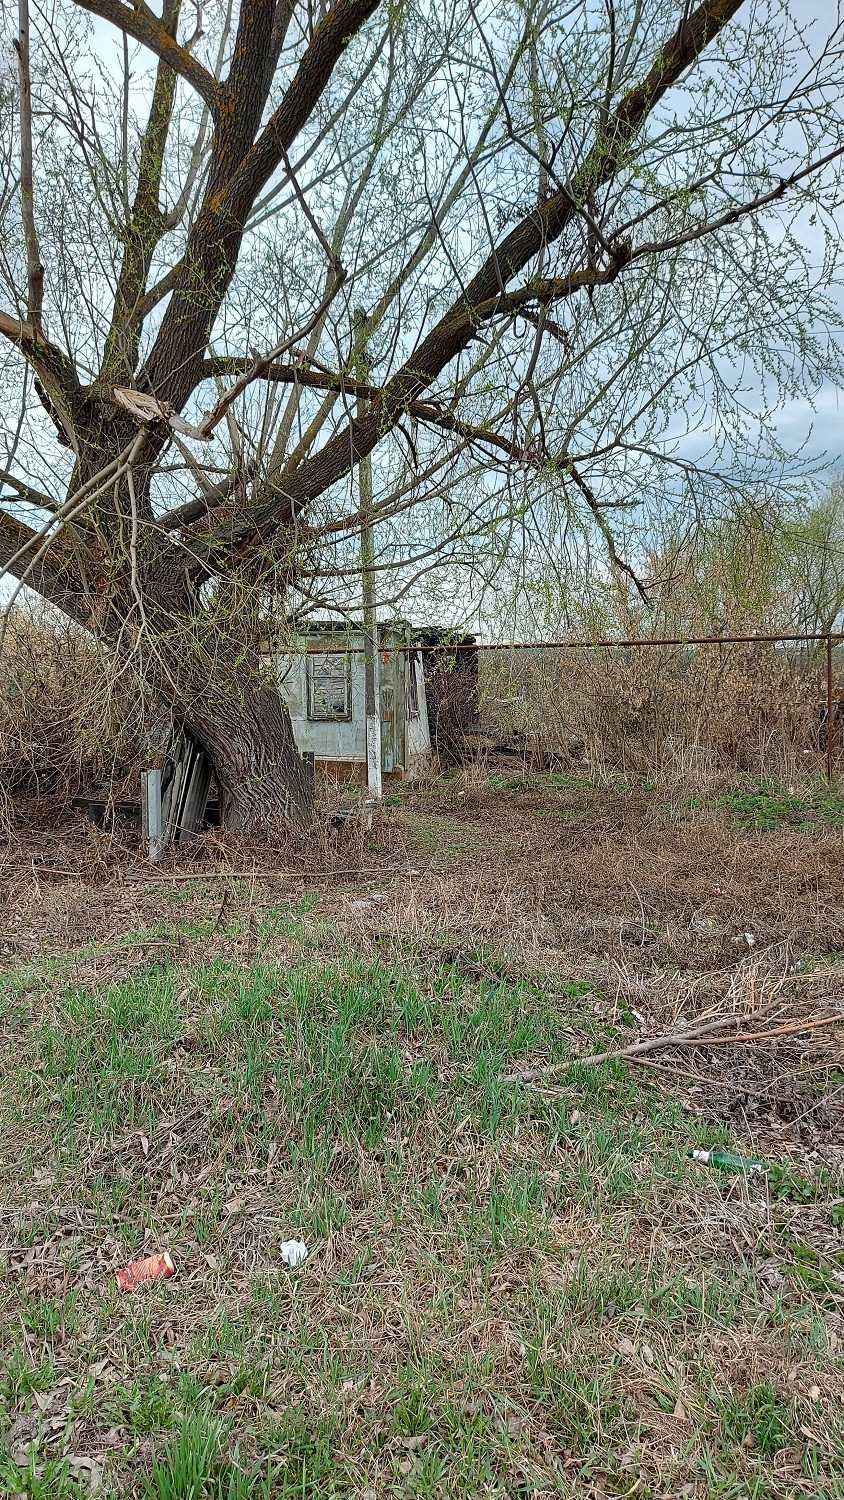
[141,727,213,861]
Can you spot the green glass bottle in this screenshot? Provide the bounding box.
[689,1148,765,1174]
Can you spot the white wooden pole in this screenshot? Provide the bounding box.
[144,768,163,861]
[355,310,381,800]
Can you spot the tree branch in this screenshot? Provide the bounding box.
[564,459,650,601]
[223,0,382,216]
[202,0,747,558]
[194,264,347,440]
[136,259,186,321]
[71,0,223,116]
[0,436,147,646]
[100,0,184,383]
[140,0,381,410]
[14,0,44,333]
[0,468,59,512]
[168,363,642,547]
[0,509,86,625]
[0,309,87,448]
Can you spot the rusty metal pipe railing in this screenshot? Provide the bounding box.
[298,630,840,652]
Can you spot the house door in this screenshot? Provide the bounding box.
[380,683,395,772]
[380,648,406,773]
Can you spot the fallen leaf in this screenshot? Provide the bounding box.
[67,1455,103,1493]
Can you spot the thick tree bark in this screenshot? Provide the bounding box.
[124,582,313,832]
[131,623,313,831]
[51,441,315,833]
[180,664,312,831]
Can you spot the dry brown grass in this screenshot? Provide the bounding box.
[0,775,842,1496]
[482,639,835,787]
[3,770,843,1136]
[4,608,841,847]
[0,605,154,830]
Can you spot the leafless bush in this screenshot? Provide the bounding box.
[424,661,481,763]
[481,640,829,787]
[0,604,153,827]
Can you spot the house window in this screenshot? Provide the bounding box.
[307,650,351,720]
[407,653,420,719]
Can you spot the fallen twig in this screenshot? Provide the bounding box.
[685,1015,840,1046]
[504,1010,841,1085]
[505,1013,747,1083]
[1,863,422,884]
[124,864,421,883]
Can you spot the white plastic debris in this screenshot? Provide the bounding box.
[279,1239,308,1269]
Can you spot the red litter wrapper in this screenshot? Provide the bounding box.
[116,1250,174,1292]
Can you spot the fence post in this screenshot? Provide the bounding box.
[142,768,163,861]
[826,633,834,782]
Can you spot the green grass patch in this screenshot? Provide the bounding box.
[713,1380,794,1455]
[1,935,842,1498]
[718,782,844,831]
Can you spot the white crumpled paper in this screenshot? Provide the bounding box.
[279,1238,308,1269]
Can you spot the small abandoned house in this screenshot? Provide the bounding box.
[263,622,482,782]
[266,622,433,782]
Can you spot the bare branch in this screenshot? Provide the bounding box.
[14,0,44,333]
[0,309,87,448]
[140,0,380,411]
[0,467,58,512]
[227,0,382,209]
[136,259,186,321]
[0,509,86,625]
[564,459,650,601]
[71,0,224,116]
[192,264,348,440]
[207,0,749,556]
[0,435,147,648]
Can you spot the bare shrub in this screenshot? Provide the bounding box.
[419,636,482,764]
[481,639,828,787]
[425,663,481,763]
[0,604,153,826]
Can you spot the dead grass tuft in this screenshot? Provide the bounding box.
[0,604,154,830]
[482,638,836,787]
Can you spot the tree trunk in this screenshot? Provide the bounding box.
[112,576,314,834]
[52,440,315,835]
[186,671,312,832]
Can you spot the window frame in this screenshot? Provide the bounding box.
[306,646,352,722]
